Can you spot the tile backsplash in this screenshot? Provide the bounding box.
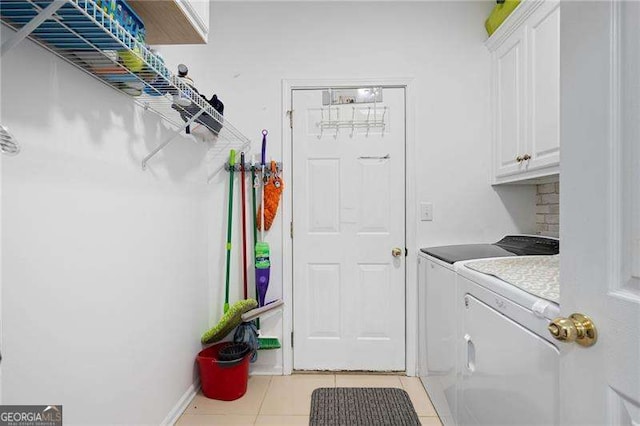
[536,178,559,238]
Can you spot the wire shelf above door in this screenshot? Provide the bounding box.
[0,0,251,171]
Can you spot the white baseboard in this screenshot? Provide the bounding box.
[162,380,200,426]
[250,365,284,376]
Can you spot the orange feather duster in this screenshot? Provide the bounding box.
[257,161,284,231]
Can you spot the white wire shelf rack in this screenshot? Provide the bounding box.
[0,0,251,171]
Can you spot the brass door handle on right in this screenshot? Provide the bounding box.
[548,313,597,347]
[392,247,403,257]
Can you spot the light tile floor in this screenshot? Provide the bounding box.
[178,374,442,425]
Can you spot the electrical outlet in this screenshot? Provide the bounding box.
[420,202,433,221]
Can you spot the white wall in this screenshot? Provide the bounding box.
[0,27,213,424]
[161,0,537,374]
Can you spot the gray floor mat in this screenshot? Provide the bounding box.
[310,387,421,425]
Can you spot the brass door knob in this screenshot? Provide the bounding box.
[548,313,597,347]
[392,247,403,257]
[516,155,524,163]
[522,153,531,161]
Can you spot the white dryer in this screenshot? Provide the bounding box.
[455,253,560,426]
[418,236,559,425]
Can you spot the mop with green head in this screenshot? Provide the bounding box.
[253,131,281,350]
[201,150,257,345]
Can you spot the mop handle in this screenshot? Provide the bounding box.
[251,165,258,258]
[260,130,267,240]
[224,149,237,313]
[240,152,248,299]
[251,163,260,330]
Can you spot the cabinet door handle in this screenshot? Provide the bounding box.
[522,153,531,161]
[516,155,524,163]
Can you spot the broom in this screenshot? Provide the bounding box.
[201,150,257,344]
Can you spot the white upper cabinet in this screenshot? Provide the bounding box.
[487,1,560,184]
[180,0,210,43]
[494,25,527,178]
[129,0,210,44]
[527,2,560,171]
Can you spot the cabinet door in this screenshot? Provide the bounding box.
[494,26,527,178]
[526,2,560,171]
[180,0,209,42]
[129,0,209,44]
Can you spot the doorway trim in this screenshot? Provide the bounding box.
[281,78,417,375]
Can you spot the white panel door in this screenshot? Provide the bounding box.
[559,1,640,423]
[527,1,560,171]
[494,26,527,178]
[292,88,405,371]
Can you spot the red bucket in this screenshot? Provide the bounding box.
[196,342,251,401]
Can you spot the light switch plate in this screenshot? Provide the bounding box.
[420,202,433,221]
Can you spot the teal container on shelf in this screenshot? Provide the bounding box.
[94,0,147,73]
[95,0,146,43]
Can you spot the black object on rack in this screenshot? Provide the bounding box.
[171,64,225,135]
[178,93,225,135]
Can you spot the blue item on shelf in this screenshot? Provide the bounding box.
[96,0,145,43]
[0,1,139,51]
[144,75,173,96]
[142,51,172,96]
[102,73,142,83]
[0,1,110,50]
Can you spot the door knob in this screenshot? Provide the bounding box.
[548,313,597,347]
[392,247,403,257]
[522,153,531,161]
[516,155,524,163]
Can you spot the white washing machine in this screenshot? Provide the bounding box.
[455,253,560,426]
[418,236,559,425]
